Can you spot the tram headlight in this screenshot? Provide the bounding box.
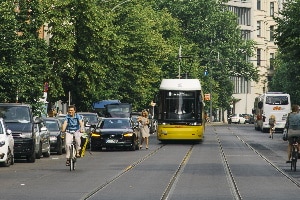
[189,122,201,126]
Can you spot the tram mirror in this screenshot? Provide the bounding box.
[258,101,263,109]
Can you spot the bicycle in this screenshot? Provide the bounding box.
[290,137,299,171]
[270,126,275,139]
[68,131,77,171]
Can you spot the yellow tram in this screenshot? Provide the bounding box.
[156,79,205,142]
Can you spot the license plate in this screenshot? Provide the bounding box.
[106,139,117,143]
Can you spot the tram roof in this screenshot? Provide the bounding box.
[159,79,201,91]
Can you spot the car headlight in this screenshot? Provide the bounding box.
[50,136,57,141]
[21,132,33,138]
[91,133,101,137]
[0,140,5,147]
[124,133,133,137]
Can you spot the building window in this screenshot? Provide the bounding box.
[270,2,275,16]
[270,26,274,41]
[231,76,249,94]
[257,49,261,66]
[241,30,251,40]
[257,21,261,37]
[257,0,261,10]
[270,53,275,70]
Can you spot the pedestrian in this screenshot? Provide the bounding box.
[269,114,276,138]
[138,110,150,149]
[61,105,85,166]
[284,104,300,163]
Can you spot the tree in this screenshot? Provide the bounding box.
[0,0,49,111]
[153,0,258,111]
[272,0,300,104]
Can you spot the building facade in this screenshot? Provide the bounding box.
[227,0,285,115]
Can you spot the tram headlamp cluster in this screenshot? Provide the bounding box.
[189,122,201,126]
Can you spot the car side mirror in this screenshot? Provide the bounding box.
[90,124,96,129]
[41,126,47,131]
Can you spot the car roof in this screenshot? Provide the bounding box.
[101,117,130,120]
[43,117,60,121]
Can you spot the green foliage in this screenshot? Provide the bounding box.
[272,0,300,104]
[153,0,258,110]
[0,0,49,111]
[0,0,258,114]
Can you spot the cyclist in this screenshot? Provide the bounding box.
[61,105,85,166]
[284,104,300,163]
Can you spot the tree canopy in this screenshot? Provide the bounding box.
[271,0,300,104]
[0,0,258,114]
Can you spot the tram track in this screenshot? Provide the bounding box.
[213,126,243,200]
[81,145,165,200]
[81,143,195,200]
[233,132,300,188]
[212,124,300,200]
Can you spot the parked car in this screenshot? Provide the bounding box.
[90,118,139,151]
[230,114,246,124]
[0,118,14,167]
[242,114,254,124]
[0,103,50,162]
[43,117,65,155]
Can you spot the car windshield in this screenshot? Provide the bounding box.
[100,119,130,129]
[83,114,98,123]
[45,121,59,131]
[0,106,31,123]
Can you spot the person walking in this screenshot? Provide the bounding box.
[61,105,85,166]
[138,110,150,149]
[269,114,276,138]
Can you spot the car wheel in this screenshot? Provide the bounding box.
[57,139,63,155]
[36,143,42,159]
[27,150,36,163]
[43,149,50,158]
[11,153,14,165]
[91,144,97,151]
[1,148,12,167]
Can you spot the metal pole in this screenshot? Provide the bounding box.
[178,45,182,79]
[210,67,213,122]
[68,91,71,106]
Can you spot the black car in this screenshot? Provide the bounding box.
[43,117,65,155]
[90,118,139,151]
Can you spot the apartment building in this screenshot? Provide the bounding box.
[226,0,285,115]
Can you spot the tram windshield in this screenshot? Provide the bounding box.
[165,91,196,120]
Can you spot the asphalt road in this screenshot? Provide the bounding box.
[0,123,299,200]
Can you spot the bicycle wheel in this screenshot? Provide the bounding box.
[291,160,296,171]
[291,151,297,171]
[70,145,74,171]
